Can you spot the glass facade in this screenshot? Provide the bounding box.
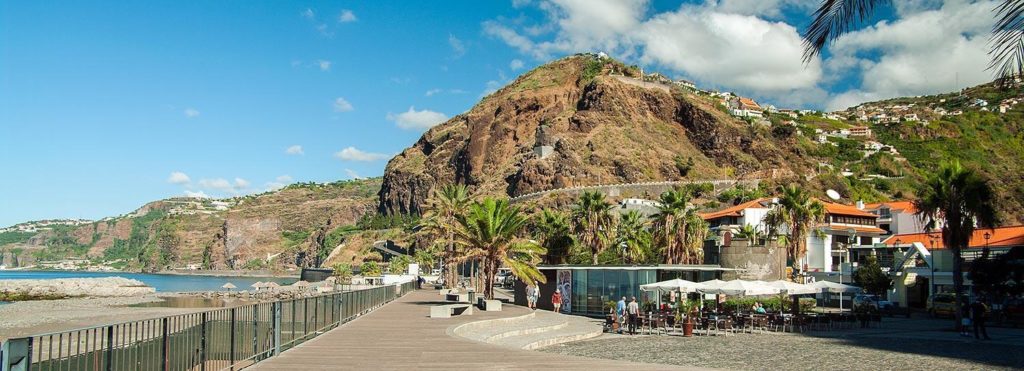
[565,268,658,316]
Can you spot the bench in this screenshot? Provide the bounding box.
[477,298,502,312]
[445,293,470,302]
[430,303,474,318]
[438,288,453,296]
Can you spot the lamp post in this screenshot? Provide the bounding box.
[929,233,938,298]
[984,232,991,247]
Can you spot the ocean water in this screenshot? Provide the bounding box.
[0,270,297,292]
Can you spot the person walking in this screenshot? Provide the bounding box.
[526,285,538,309]
[552,290,563,313]
[616,296,627,334]
[971,298,991,340]
[627,296,640,335]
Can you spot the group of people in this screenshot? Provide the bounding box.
[960,297,992,340]
[750,302,768,314]
[525,285,563,312]
[614,296,641,334]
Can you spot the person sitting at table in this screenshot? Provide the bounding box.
[755,302,767,314]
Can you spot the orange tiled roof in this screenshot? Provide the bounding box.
[883,225,1024,249]
[823,202,878,218]
[738,97,761,110]
[864,201,918,214]
[700,198,773,220]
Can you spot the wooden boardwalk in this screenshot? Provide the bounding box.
[251,289,690,370]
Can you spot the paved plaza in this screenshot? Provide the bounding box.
[542,316,1024,370]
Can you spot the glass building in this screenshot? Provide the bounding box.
[515,265,736,317]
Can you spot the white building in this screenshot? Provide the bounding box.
[702,199,884,273]
[863,201,932,236]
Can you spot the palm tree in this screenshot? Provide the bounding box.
[763,185,826,272]
[802,0,1024,79]
[456,198,547,300]
[533,209,575,264]
[652,188,709,264]
[616,210,653,264]
[418,184,470,288]
[736,224,760,245]
[915,160,997,327]
[572,191,616,265]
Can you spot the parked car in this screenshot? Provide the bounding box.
[853,294,893,310]
[495,270,514,287]
[928,293,969,318]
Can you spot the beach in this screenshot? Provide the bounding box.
[0,294,202,341]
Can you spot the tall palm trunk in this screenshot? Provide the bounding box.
[952,244,964,327]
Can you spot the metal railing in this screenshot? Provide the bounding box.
[1,280,417,371]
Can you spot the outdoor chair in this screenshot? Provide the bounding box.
[719,318,735,336]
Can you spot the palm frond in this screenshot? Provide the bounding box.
[991,0,1024,81]
[802,0,888,63]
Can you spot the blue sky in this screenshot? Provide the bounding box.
[0,1,996,226]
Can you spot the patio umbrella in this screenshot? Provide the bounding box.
[701,280,780,296]
[700,280,781,313]
[811,280,861,293]
[765,280,817,314]
[698,279,729,313]
[765,280,818,295]
[221,282,236,291]
[251,282,265,291]
[263,281,281,290]
[639,278,707,293]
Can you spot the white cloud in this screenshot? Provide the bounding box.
[333,97,354,112]
[301,8,314,19]
[184,190,210,199]
[510,59,525,70]
[285,145,304,155]
[264,175,294,191]
[344,169,363,179]
[338,9,357,23]
[335,146,389,161]
[184,108,200,118]
[234,178,250,189]
[198,178,234,192]
[637,8,821,92]
[714,0,815,19]
[425,88,443,97]
[823,0,995,110]
[386,106,449,130]
[167,171,191,185]
[449,34,466,58]
[316,60,331,71]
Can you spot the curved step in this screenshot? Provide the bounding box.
[496,318,604,350]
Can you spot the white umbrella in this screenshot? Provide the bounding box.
[811,280,861,293]
[251,282,265,290]
[765,280,819,295]
[221,282,236,291]
[640,278,707,293]
[700,280,780,296]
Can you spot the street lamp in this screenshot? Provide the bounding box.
[984,232,991,247]
[929,233,938,298]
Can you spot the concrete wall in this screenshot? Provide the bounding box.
[719,239,787,280]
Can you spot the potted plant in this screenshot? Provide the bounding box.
[680,298,696,337]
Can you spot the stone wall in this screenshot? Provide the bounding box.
[719,238,787,281]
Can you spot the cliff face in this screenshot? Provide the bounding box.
[378,56,812,215]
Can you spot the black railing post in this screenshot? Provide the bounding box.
[252,305,258,361]
[272,302,281,357]
[199,313,207,371]
[229,308,236,370]
[161,318,168,371]
[105,326,114,371]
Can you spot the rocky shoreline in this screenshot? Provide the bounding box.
[0,277,155,301]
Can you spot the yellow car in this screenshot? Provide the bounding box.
[928,294,968,318]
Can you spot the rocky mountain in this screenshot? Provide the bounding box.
[378,55,817,215]
[379,54,1024,223]
[1,179,382,271]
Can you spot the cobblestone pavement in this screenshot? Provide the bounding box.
[540,317,1024,370]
